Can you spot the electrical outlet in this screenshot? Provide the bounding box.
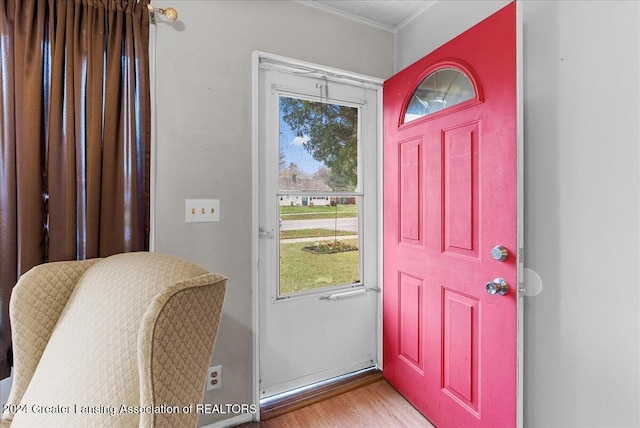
[185,199,220,223]
[207,365,222,391]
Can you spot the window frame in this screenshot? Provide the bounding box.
[399,61,483,129]
[274,90,366,300]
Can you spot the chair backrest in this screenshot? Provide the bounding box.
[9,252,226,427]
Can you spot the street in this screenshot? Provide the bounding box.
[280,217,358,232]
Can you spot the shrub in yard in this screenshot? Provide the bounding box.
[302,240,358,254]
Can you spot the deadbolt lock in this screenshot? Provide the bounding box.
[491,245,509,262]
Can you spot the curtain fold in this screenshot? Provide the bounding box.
[0,0,150,379]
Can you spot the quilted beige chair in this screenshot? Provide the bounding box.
[0,252,226,428]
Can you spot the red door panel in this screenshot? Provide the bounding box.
[383,3,517,428]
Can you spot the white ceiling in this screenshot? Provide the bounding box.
[298,0,437,32]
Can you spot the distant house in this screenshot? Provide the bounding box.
[279,195,331,206]
[279,171,332,206]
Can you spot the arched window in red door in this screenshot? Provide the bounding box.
[404,66,480,124]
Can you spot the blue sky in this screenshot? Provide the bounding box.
[279,104,325,176]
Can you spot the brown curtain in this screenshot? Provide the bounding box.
[0,0,150,379]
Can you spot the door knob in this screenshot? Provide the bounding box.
[486,278,509,295]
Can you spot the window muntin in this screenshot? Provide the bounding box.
[404,67,476,123]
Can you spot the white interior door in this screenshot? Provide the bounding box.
[256,54,381,398]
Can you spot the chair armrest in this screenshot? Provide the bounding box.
[1,259,100,426]
[137,272,227,428]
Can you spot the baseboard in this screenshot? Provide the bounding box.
[200,412,254,428]
[259,368,383,421]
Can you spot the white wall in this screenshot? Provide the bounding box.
[0,371,10,407]
[396,1,640,427]
[151,1,393,425]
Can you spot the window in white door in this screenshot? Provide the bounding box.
[277,95,363,297]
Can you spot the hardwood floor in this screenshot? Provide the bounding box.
[237,379,435,427]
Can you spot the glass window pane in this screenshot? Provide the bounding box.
[279,197,360,295]
[277,96,362,296]
[404,68,476,123]
[279,97,359,192]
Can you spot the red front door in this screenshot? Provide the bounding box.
[383,3,518,427]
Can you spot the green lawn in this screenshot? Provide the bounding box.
[280,205,358,220]
[280,228,355,240]
[279,239,360,294]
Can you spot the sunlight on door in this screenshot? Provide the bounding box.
[278,96,362,296]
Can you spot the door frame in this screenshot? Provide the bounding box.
[250,1,523,420]
[516,2,525,426]
[251,51,384,418]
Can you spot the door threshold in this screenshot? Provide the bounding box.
[259,367,383,420]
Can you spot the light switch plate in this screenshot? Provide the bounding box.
[185,199,220,223]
